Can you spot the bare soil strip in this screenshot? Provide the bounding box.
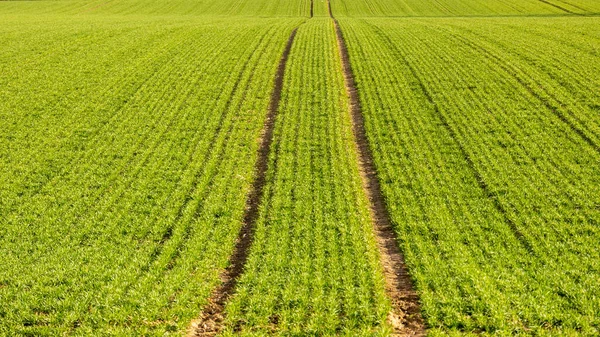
[188,27,299,337]
[329,7,425,337]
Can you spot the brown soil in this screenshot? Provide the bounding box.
[188,27,299,337]
[329,4,426,335]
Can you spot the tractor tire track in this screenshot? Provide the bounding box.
[188,26,300,337]
[329,5,426,335]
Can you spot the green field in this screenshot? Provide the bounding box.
[0,0,598,336]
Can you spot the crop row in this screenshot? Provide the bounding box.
[0,17,301,335]
[220,19,391,336]
[339,17,599,335]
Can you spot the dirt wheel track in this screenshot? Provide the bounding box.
[329,2,426,335]
[188,27,300,337]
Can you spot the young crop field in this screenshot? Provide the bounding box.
[0,0,598,336]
